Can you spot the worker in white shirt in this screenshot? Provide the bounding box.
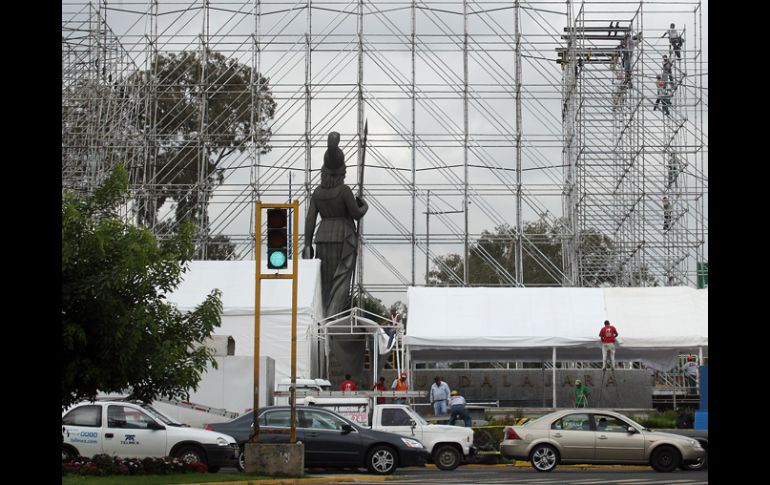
[662,23,683,60]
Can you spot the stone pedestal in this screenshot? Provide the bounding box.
[244,442,304,477]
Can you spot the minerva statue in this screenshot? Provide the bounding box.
[302,132,368,318]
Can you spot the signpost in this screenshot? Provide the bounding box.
[246,200,303,475]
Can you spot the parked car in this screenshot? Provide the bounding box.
[499,409,706,473]
[62,400,240,472]
[650,428,708,470]
[206,405,429,474]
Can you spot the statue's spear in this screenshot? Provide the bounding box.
[357,119,368,199]
[351,119,368,306]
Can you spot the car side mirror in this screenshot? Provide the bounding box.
[627,426,638,434]
[148,422,165,431]
[341,424,353,434]
[409,419,416,429]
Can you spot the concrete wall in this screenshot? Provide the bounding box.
[377,369,653,410]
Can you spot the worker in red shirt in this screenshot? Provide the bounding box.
[599,320,619,370]
[340,374,357,391]
[372,376,387,404]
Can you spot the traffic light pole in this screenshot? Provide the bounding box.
[251,200,300,444]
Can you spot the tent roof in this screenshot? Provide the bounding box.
[166,260,322,316]
[404,287,707,367]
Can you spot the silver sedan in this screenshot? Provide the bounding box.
[499,409,705,473]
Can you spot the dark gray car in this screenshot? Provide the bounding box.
[206,406,429,474]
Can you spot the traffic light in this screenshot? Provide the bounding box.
[266,208,288,269]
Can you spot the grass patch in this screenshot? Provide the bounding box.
[62,474,270,485]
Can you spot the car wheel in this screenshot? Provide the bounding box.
[650,445,680,472]
[366,445,398,475]
[679,451,708,471]
[237,448,245,472]
[530,444,559,472]
[174,445,207,465]
[434,445,461,471]
[62,445,77,462]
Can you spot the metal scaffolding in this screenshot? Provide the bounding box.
[560,0,706,287]
[62,1,707,297]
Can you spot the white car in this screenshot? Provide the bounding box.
[62,399,240,473]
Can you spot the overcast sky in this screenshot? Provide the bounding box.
[63,0,708,308]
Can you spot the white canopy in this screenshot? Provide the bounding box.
[166,260,323,381]
[404,286,707,370]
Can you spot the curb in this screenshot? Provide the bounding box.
[188,476,389,485]
[188,464,652,484]
[471,463,651,470]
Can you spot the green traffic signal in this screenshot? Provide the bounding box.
[268,249,287,269]
[266,208,288,269]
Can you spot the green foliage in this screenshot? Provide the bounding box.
[129,50,277,229]
[360,293,389,320]
[428,220,659,287]
[633,410,678,429]
[428,221,565,286]
[62,164,223,409]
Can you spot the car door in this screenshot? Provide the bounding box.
[62,404,104,457]
[300,409,362,467]
[257,409,303,445]
[101,404,167,458]
[592,413,645,462]
[549,413,595,461]
[378,408,423,443]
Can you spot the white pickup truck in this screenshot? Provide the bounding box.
[369,404,475,471]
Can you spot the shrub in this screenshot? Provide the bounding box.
[633,410,677,429]
[185,461,209,473]
[62,455,208,477]
[91,454,121,475]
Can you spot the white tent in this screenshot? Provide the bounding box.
[166,260,323,383]
[404,286,707,370]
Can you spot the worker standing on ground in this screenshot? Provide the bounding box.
[448,390,472,427]
[430,376,452,416]
[599,320,619,370]
[575,379,591,408]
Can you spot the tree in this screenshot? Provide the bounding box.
[62,163,223,409]
[427,222,565,286]
[129,50,277,232]
[427,220,639,287]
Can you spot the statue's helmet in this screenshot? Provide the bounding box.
[323,132,346,175]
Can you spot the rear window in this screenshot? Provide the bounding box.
[63,405,102,427]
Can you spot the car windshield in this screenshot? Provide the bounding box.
[141,404,184,426]
[620,414,648,431]
[411,412,429,426]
